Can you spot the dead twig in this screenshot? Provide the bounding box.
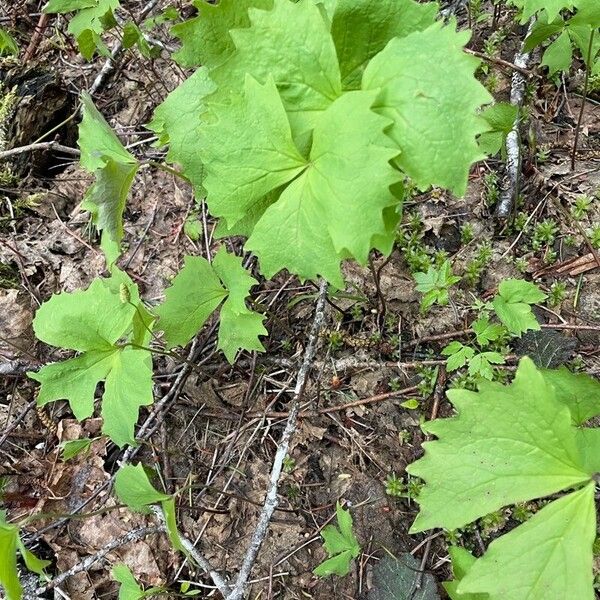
[465,48,534,77]
[0,142,80,161]
[38,525,163,593]
[495,20,535,219]
[226,279,328,600]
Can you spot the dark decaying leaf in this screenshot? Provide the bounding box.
[514,329,578,368]
[368,553,440,600]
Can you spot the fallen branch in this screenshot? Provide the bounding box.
[38,525,163,593]
[150,506,231,597]
[495,20,535,219]
[0,141,80,161]
[226,279,328,600]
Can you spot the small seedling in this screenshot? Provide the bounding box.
[548,281,567,306]
[414,260,460,311]
[571,195,592,219]
[313,503,361,578]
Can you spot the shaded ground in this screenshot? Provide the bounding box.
[1,1,599,598]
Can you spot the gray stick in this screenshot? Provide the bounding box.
[226,279,328,600]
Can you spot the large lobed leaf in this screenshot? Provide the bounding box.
[147,68,216,193]
[459,483,596,600]
[330,0,438,90]
[407,358,592,532]
[208,0,342,141]
[172,0,273,68]
[28,273,153,447]
[363,22,492,197]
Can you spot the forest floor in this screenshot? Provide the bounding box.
[1,1,599,599]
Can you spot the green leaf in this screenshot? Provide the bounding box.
[45,0,97,12]
[156,248,266,362]
[147,68,216,194]
[199,76,306,229]
[66,0,120,58]
[0,512,49,600]
[330,0,438,89]
[0,515,21,600]
[575,428,600,475]
[478,102,518,156]
[0,27,19,56]
[246,88,400,286]
[172,0,273,68]
[524,17,565,52]
[28,275,153,447]
[444,547,486,600]
[509,0,577,24]
[492,279,546,336]
[112,564,144,600]
[60,438,94,461]
[408,358,591,532]
[467,351,505,380]
[114,464,170,511]
[313,502,360,577]
[16,540,50,576]
[156,256,227,349]
[209,0,342,140]
[542,30,573,75]
[363,22,492,196]
[442,342,475,371]
[161,497,185,553]
[540,367,600,425]
[211,248,267,362]
[458,483,596,600]
[472,315,505,347]
[78,93,139,264]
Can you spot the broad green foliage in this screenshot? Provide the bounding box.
[244,87,400,285]
[492,278,546,335]
[156,247,266,362]
[172,0,273,68]
[79,94,139,265]
[313,503,361,577]
[60,437,94,461]
[209,0,342,142]
[151,0,491,286]
[444,547,485,600]
[363,23,492,196]
[0,511,50,600]
[115,464,184,552]
[147,68,216,193]
[45,0,119,59]
[541,366,600,424]
[408,359,592,531]
[329,0,438,89]
[0,27,19,56]
[509,0,577,23]
[408,358,600,599]
[459,484,595,599]
[28,272,153,447]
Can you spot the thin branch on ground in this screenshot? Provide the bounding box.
[495,19,535,219]
[226,279,328,600]
[150,506,232,597]
[465,48,534,77]
[38,525,163,593]
[0,142,80,161]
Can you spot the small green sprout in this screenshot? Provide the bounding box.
[414,260,460,311]
[460,222,475,244]
[571,195,592,219]
[548,281,567,307]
